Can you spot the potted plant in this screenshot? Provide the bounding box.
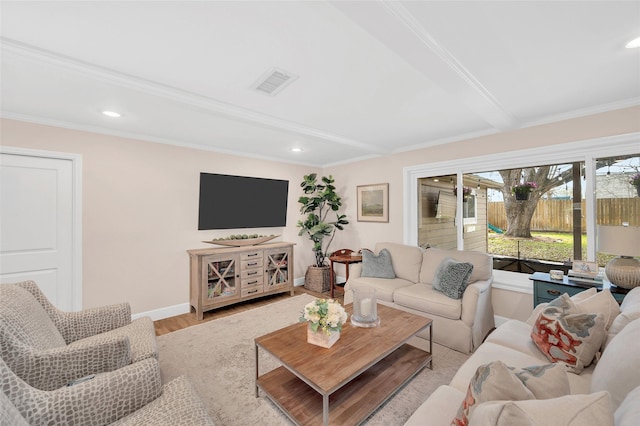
[300,298,348,348]
[630,172,640,197]
[512,181,538,201]
[454,186,472,202]
[297,174,349,292]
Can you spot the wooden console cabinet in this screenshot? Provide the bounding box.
[188,242,295,320]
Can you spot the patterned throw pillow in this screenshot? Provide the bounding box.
[531,304,606,373]
[451,361,571,426]
[451,361,535,426]
[361,248,396,279]
[509,363,570,398]
[432,258,474,299]
[469,391,614,426]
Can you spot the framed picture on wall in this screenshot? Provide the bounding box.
[357,183,389,222]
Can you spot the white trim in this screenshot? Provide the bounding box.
[403,132,640,289]
[0,146,83,310]
[132,303,190,321]
[492,270,534,294]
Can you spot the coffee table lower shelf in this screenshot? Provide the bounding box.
[257,344,431,426]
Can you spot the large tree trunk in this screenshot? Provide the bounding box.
[500,168,549,238]
[503,194,540,238]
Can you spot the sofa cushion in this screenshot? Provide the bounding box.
[604,287,640,349]
[404,385,465,426]
[468,391,614,426]
[432,258,473,299]
[452,361,535,426]
[614,385,640,426]
[591,318,640,411]
[393,284,462,320]
[361,248,395,279]
[486,320,549,360]
[420,248,492,285]
[374,242,424,283]
[531,304,605,374]
[346,277,413,303]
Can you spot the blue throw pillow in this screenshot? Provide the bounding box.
[361,248,396,279]
[432,257,473,299]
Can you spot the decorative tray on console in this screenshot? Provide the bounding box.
[202,235,279,247]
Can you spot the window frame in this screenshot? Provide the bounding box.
[403,132,639,294]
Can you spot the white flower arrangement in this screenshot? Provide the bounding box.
[300,298,348,333]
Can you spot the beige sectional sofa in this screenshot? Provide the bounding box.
[405,287,640,426]
[344,242,495,354]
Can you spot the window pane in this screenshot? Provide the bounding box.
[595,154,640,268]
[418,175,457,250]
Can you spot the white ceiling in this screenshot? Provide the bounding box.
[1,1,639,167]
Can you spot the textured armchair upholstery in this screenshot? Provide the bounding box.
[0,281,158,390]
[1,356,214,425]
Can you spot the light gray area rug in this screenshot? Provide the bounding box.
[158,294,468,425]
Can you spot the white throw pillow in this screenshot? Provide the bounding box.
[575,289,620,331]
[614,385,640,426]
[468,391,614,426]
[591,318,640,411]
[604,310,640,349]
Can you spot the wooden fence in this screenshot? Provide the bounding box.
[488,198,640,233]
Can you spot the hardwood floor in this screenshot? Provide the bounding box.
[153,286,344,336]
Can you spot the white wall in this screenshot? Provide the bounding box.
[2,105,639,320]
[1,118,319,315]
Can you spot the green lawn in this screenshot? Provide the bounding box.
[487,231,614,266]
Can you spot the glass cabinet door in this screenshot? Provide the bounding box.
[203,255,238,302]
[265,248,290,289]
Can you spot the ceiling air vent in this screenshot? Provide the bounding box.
[252,68,298,96]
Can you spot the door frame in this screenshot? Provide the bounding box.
[0,146,83,310]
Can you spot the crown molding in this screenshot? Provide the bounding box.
[0,37,382,154]
[0,111,323,168]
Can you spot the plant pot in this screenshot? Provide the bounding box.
[307,324,340,348]
[515,191,530,201]
[304,265,333,293]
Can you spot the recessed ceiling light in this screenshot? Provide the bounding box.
[291,148,303,152]
[101,110,122,118]
[625,37,640,48]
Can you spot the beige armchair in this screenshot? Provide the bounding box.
[1,356,214,425]
[0,281,158,390]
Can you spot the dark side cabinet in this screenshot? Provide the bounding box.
[530,272,628,307]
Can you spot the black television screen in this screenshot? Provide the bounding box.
[198,173,289,230]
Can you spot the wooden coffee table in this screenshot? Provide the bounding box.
[255,303,432,426]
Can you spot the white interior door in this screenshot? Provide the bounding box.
[0,148,81,310]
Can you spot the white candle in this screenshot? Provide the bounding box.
[361,298,372,317]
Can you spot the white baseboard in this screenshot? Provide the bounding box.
[132,302,190,321]
[135,278,310,321]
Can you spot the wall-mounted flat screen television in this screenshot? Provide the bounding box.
[198,173,289,230]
